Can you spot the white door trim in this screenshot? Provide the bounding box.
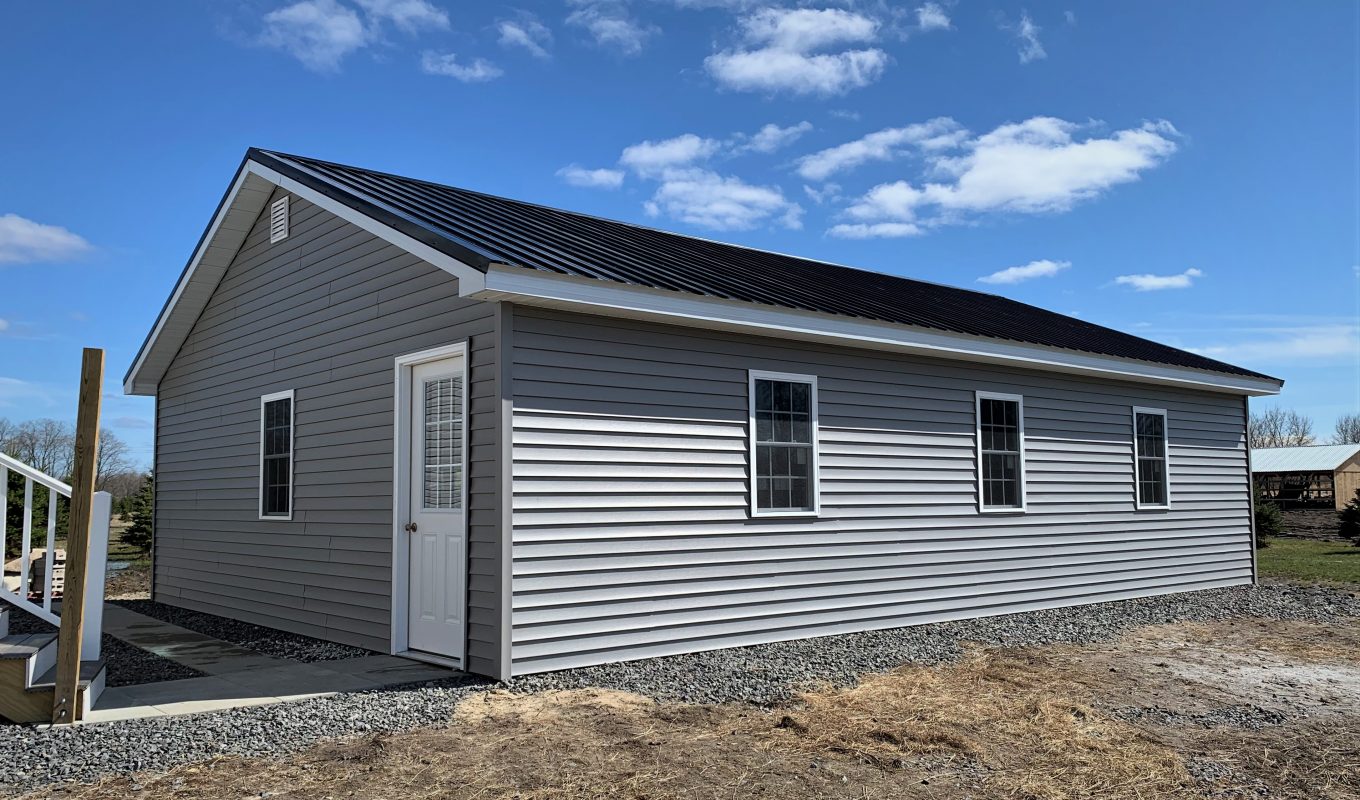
[390,341,469,664]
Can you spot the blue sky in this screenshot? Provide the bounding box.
[1,1,1357,467]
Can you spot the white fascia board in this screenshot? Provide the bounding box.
[124,159,488,396]
[473,265,1283,397]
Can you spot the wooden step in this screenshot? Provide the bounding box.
[27,660,106,723]
[0,633,62,724]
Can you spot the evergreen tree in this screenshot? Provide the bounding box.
[1339,487,1360,547]
[1254,488,1283,548]
[122,472,154,552]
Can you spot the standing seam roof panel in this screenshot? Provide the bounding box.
[249,149,1277,382]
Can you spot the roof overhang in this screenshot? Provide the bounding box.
[471,264,1284,397]
[123,156,488,395]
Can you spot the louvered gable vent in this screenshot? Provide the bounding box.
[269,196,289,243]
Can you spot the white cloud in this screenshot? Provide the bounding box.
[259,0,369,72]
[644,168,802,231]
[833,117,1179,237]
[739,121,813,154]
[0,319,8,333]
[705,7,888,96]
[1189,325,1359,365]
[1010,11,1046,63]
[566,0,657,56]
[978,258,1071,285]
[353,0,448,34]
[915,3,951,31]
[420,51,503,82]
[827,222,922,238]
[557,164,626,189]
[1115,267,1203,291]
[619,133,721,176]
[0,213,93,265]
[497,14,552,59]
[795,117,964,181]
[803,182,842,205]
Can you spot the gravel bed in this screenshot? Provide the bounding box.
[1114,704,1288,730]
[4,607,202,688]
[112,600,372,662]
[506,582,1360,704]
[0,676,490,795]
[0,582,1355,794]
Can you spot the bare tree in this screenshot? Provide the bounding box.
[96,428,134,487]
[0,418,137,483]
[3,418,75,476]
[1335,413,1360,445]
[1248,407,1316,449]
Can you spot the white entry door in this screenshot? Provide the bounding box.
[404,355,467,661]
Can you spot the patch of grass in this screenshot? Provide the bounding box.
[1258,538,1360,586]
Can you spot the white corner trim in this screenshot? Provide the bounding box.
[124,159,488,396]
[474,265,1283,397]
[1132,405,1172,511]
[748,369,821,518]
[258,389,295,521]
[975,390,1027,514]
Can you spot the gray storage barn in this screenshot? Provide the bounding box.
[125,149,1283,679]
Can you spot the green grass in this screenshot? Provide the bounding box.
[1258,538,1360,586]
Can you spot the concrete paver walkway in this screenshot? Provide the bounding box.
[85,605,460,723]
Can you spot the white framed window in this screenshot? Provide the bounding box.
[1132,406,1170,509]
[976,391,1026,513]
[749,370,820,516]
[259,389,295,519]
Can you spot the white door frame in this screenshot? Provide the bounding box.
[390,341,469,666]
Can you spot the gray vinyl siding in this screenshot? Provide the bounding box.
[507,308,1253,674]
[154,187,504,676]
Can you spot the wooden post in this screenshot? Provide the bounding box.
[52,348,102,723]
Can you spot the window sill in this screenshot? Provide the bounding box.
[750,510,821,519]
[1134,505,1171,512]
[978,507,1027,515]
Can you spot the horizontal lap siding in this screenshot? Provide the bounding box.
[155,188,502,671]
[508,308,1252,674]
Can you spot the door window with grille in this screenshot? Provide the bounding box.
[422,376,463,510]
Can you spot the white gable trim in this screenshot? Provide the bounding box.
[471,265,1283,397]
[123,159,487,396]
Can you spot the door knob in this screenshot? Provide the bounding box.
[404,522,418,533]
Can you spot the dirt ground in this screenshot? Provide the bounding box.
[35,615,1360,800]
[1280,508,1343,540]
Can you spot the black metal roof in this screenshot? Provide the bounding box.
[249,148,1275,382]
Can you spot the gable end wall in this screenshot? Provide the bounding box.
[154,187,503,675]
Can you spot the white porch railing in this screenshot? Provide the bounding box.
[0,452,108,659]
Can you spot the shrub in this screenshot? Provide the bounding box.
[1254,489,1283,548]
[1340,487,1360,547]
[121,472,154,552]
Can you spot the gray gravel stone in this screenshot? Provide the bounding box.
[0,676,489,795]
[1113,704,1288,730]
[112,600,372,662]
[505,583,1360,704]
[1,581,1355,795]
